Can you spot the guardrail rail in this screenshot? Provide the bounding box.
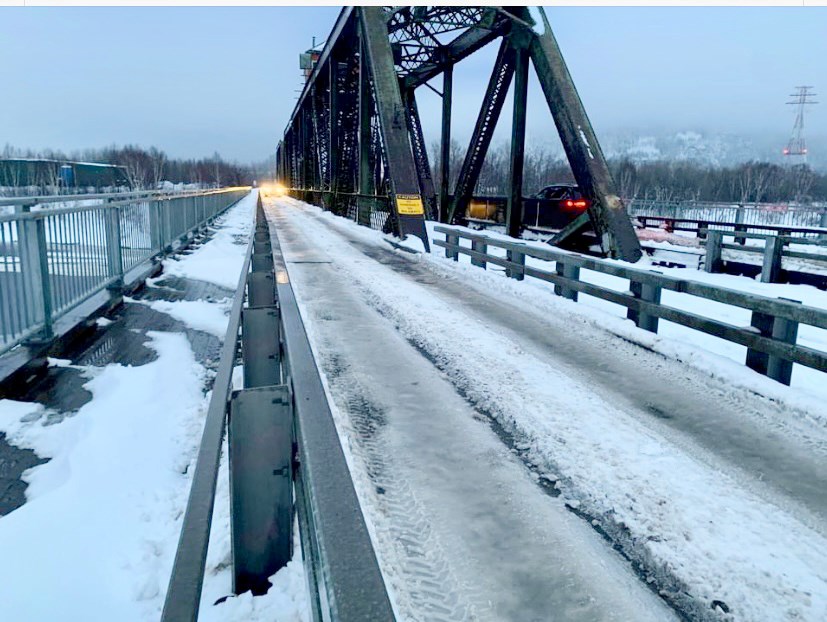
[162,195,395,622]
[434,225,827,385]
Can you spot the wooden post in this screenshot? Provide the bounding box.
[704,230,723,273]
[471,238,488,268]
[506,248,525,281]
[761,236,784,284]
[627,278,662,333]
[554,261,580,301]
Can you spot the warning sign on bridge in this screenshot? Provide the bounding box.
[395,194,424,216]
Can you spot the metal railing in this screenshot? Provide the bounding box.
[162,197,394,622]
[0,187,250,355]
[628,199,827,234]
[434,225,827,385]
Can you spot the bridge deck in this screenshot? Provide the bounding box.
[265,196,827,621]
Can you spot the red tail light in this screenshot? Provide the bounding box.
[563,199,588,210]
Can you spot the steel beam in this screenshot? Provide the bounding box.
[359,6,431,251]
[357,36,374,226]
[439,65,453,223]
[448,38,515,224]
[402,13,503,90]
[528,9,642,261]
[329,57,340,203]
[506,35,529,239]
[403,88,438,221]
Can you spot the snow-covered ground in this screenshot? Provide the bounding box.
[0,190,308,621]
[266,196,827,621]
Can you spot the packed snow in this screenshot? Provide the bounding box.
[130,296,232,339]
[161,195,255,289]
[266,196,827,621]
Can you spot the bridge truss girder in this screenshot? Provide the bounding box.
[276,6,642,261]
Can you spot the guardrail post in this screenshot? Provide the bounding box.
[471,238,487,268]
[627,277,661,333]
[704,230,723,273]
[745,311,773,375]
[760,236,784,283]
[444,233,459,261]
[229,386,293,595]
[698,221,709,240]
[506,248,525,280]
[766,301,800,386]
[18,212,52,340]
[734,224,748,246]
[104,202,124,287]
[554,261,580,301]
[735,204,745,228]
[746,300,800,385]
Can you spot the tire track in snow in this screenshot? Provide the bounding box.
[318,347,477,622]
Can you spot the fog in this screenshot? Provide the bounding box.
[0,6,824,165]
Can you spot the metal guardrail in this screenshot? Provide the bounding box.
[628,199,827,232]
[162,196,395,622]
[434,225,827,385]
[0,189,162,208]
[0,187,250,356]
[633,213,827,241]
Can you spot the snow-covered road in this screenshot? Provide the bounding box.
[266,197,827,622]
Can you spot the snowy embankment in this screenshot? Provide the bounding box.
[0,191,307,621]
[274,198,827,622]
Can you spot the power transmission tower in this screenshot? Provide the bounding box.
[783,86,818,164]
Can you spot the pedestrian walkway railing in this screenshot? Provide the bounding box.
[434,225,827,385]
[162,196,395,622]
[0,187,249,356]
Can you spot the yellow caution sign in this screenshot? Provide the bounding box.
[395,193,424,216]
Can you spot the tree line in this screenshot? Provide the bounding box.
[430,141,827,205]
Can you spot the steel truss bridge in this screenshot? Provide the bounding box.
[276,6,643,262]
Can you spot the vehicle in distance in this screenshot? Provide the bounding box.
[524,183,589,228]
[464,183,590,231]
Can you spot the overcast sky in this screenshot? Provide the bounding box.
[0,6,824,162]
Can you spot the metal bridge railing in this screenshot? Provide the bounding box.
[162,196,395,622]
[627,199,827,235]
[434,225,827,386]
[0,187,250,356]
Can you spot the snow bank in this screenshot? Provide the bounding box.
[0,332,208,621]
[129,297,232,339]
[162,190,256,289]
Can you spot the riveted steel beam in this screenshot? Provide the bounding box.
[506,32,530,239]
[403,88,438,221]
[358,7,430,251]
[528,9,642,261]
[439,65,453,223]
[448,38,515,225]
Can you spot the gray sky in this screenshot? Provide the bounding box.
[0,6,824,162]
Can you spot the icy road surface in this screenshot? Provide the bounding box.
[264,197,827,622]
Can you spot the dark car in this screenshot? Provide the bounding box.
[523,183,590,229]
